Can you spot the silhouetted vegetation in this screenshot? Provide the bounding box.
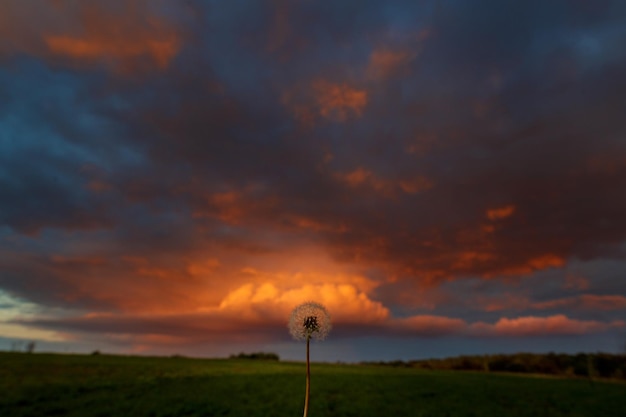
[363,352,626,380]
[9,340,36,353]
[229,351,280,361]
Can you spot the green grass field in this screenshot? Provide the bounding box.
[1,352,624,417]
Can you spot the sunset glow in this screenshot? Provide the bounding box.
[1,0,626,361]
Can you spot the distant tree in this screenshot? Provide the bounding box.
[25,341,35,354]
[229,352,280,361]
[572,353,589,376]
[367,352,626,380]
[170,354,186,359]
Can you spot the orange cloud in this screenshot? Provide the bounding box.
[206,191,246,224]
[399,176,433,194]
[563,274,590,290]
[285,215,348,234]
[493,254,566,277]
[486,205,516,220]
[336,168,431,197]
[533,294,626,311]
[192,186,279,226]
[365,28,431,80]
[471,314,625,337]
[341,167,373,187]
[0,2,180,73]
[313,80,368,121]
[234,254,383,293]
[528,254,566,269]
[481,224,496,233]
[215,282,390,324]
[478,294,531,312]
[45,34,178,70]
[452,251,495,270]
[367,48,413,79]
[281,79,368,125]
[37,254,231,314]
[44,245,395,319]
[186,259,221,277]
[579,294,626,310]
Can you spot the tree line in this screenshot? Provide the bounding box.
[229,351,280,360]
[363,352,626,380]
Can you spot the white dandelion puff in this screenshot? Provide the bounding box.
[288,301,332,341]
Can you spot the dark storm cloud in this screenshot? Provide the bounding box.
[286,0,626,282]
[5,0,626,270]
[3,0,626,270]
[0,65,116,234]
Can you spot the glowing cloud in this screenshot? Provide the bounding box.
[0,2,180,73]
[217,282,389,324]
[452,251,496,270]
[365,28,430,80]
[281,79,368,125]
[367,48,413,79]
[312,80,368,121]
[471,315,625,337]
[336,168,431,196]
[399,177,433,194]
[494,254,566,277]
[45,35,179,70]
[533,294,626,311]
[486,205,516,221]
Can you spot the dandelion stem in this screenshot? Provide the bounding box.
[289,302,330,417]
[303,335,310,417]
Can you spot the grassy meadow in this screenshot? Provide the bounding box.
[1,352,625,417]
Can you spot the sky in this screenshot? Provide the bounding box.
[1,0,626,363]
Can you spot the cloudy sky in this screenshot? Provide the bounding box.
[1,0,626,362]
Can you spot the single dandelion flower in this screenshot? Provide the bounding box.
[289,302,332,341]
[288,302,331,417]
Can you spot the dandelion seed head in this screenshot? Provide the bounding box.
[288,302,331,341]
